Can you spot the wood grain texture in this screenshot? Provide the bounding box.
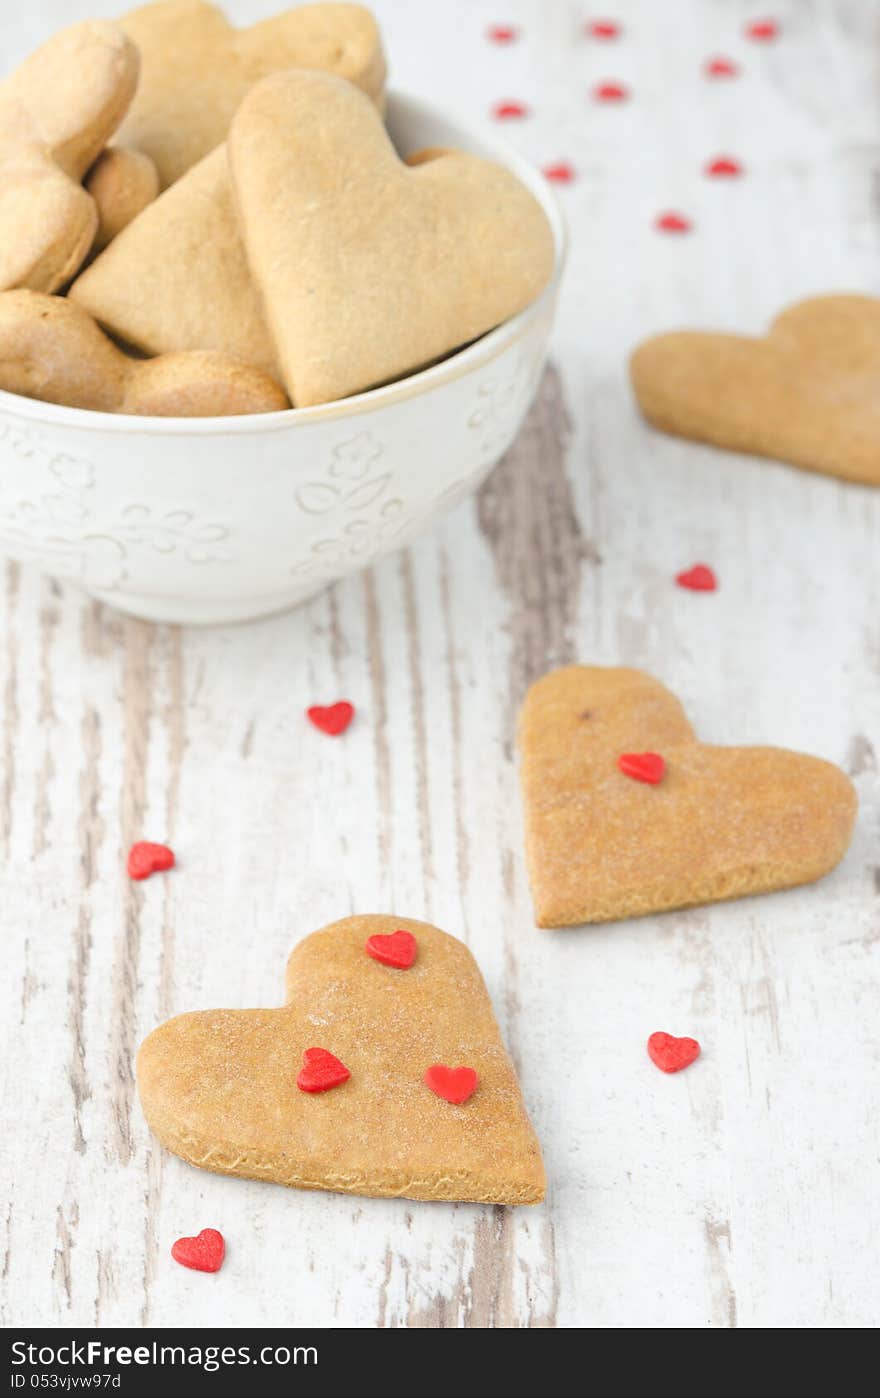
[1,0,879,1328]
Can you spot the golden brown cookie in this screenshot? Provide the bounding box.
[228,69,555,406]
[70,146,276,374]
[137,915,545,1205]
[85,146,160,253]
[0,290,288,416]
[117,0,387,187]
[0,21,139,292]
[71,135,461,369]
[518,666,857,927]
[630,294,880,487]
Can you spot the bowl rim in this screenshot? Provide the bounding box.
[0,88,567,437]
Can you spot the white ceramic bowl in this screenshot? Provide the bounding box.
[0,93,565,625]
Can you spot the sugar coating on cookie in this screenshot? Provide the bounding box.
[518,665,857,927]
[137,914,545,1205]
[630,294,880,487]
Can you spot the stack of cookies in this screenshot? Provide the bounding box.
[0,1,554,417]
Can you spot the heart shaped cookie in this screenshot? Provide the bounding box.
[70,143,447,372]
[117,0,386,187]
[0,291,287,416]
[228,69,555,406]
[137,915,545,1205]
[630,295,880,486]
[518,666,857,927]
[70,147,277,374]
[0,21,139,292]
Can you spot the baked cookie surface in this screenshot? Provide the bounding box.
[228,68,555,406]
[117,0,387,187]
[137,914,546,1205]
[0,289,287,415]
[630,294,880,487]
[518,666,857,927]
[70,146,276,374]
[0,20,139,291]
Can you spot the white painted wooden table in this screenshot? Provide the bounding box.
[2,0,879,1329]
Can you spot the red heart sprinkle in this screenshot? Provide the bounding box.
[127,841,175,880]
[648,1032,701,1074]
[586,19,621,39]
[618,752,666,784]
[705,55,739,77]
[366,929,418,969]
[745,19,778,40]
[306,701,354,736]
[424,1065,478,1105]
[297,1047,351,1093]
[487,23,518,44]
[544,162,576,184]
[593,81,629,102]
[492,99,529,119]
[676,563,718,591]
[655,211,692,233]
[171,1228,225,1273]
[706,155,743,178]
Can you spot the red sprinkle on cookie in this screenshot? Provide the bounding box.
[593,81,629,102]
[487,23,518,44]
[745,19,778,41]
[171,1228,225,1273]
[425,1064,478,1104]
[706,155,743,177]
[618,751,666,784]
[366,929,418,969]
[705,55,738,77]
[492,99,529,119]
[297,1047,351,1093]
[127,841,175,880]
[586,19,621,39]
[655,211,692,233]
[676,563,718,591]
[648,1031,701,1073]
[544,162,576,184]
[306,701,354,736]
